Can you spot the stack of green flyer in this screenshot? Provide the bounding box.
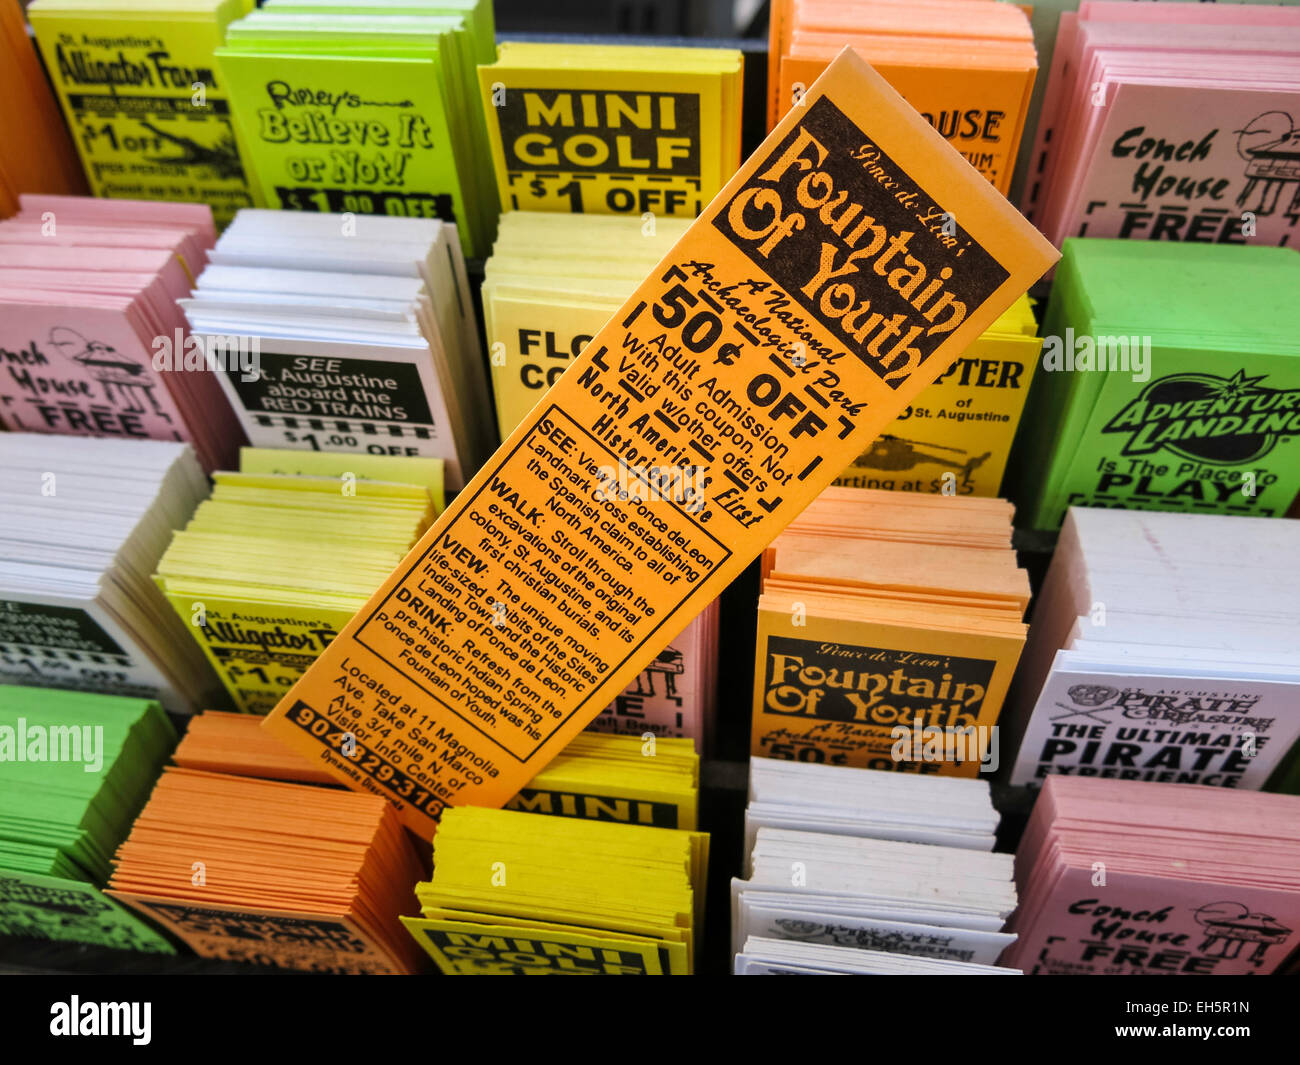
[1008,239,1300,531]
[0,686,177,954]
[215,0,496,257]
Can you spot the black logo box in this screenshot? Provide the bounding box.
[497,87,702,176]
[712,95,1008,384]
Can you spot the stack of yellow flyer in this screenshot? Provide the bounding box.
[215,0,497,256]
[238,446,444,512]
[483,211,690,437]
[403,806,709,974]
[506,734,699,830]
[482,210,719,748]
[751,487,1029,777]
[832,295,1041,497]
[28,0,255,226]
[154,450,435,713]
[478,42,743,218]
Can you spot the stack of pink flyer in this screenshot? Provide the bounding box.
[0,196,241,470]
[1022,2,1300,250]
[1002,776,1300,975]
[585,599,719,752]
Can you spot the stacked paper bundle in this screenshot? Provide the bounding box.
[750,487,1029,776]
[404,807,709,974]
[181,208,490,486]
[0,434,218,711]
[478,43,743,219]
[732,826,1019,974]
[483,211,691,438]
[154,451,437,713]
[1005,507,1300,792]
[587,602,718,750]
[172,709,339,784]
[745,757,1000,852]
[216,0,497,256]
[505,733,699,830]
[832,295,1041,498]
[0,196,242,469]
[483,211,719,747]
[1008,239,1300,531]
[239,446,444,512]
[768,0,1037,194]
[107,767,427,973]
[1022,2,1300,248]
[28,0,254,225]
[0,0,87,214]
[1003,776,1300,975]
[0,687,177,954]
[175,710,700,829]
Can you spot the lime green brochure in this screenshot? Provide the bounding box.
[216,14,489,255]
[0,870,176,954]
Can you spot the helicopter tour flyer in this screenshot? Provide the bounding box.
[29,7,254,226]
[833,302,1041,497]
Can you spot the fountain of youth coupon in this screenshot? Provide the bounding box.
[261,48,1059,838]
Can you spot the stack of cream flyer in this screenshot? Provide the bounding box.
[0,434,218,712]
[744,757,1001,852]
[180,208,492,487]
[1005,507,1300,791]
[732,759,1018,975]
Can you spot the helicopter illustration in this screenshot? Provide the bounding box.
[854,434,991,488]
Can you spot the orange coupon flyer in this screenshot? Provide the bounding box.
[261,47,1058,838]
